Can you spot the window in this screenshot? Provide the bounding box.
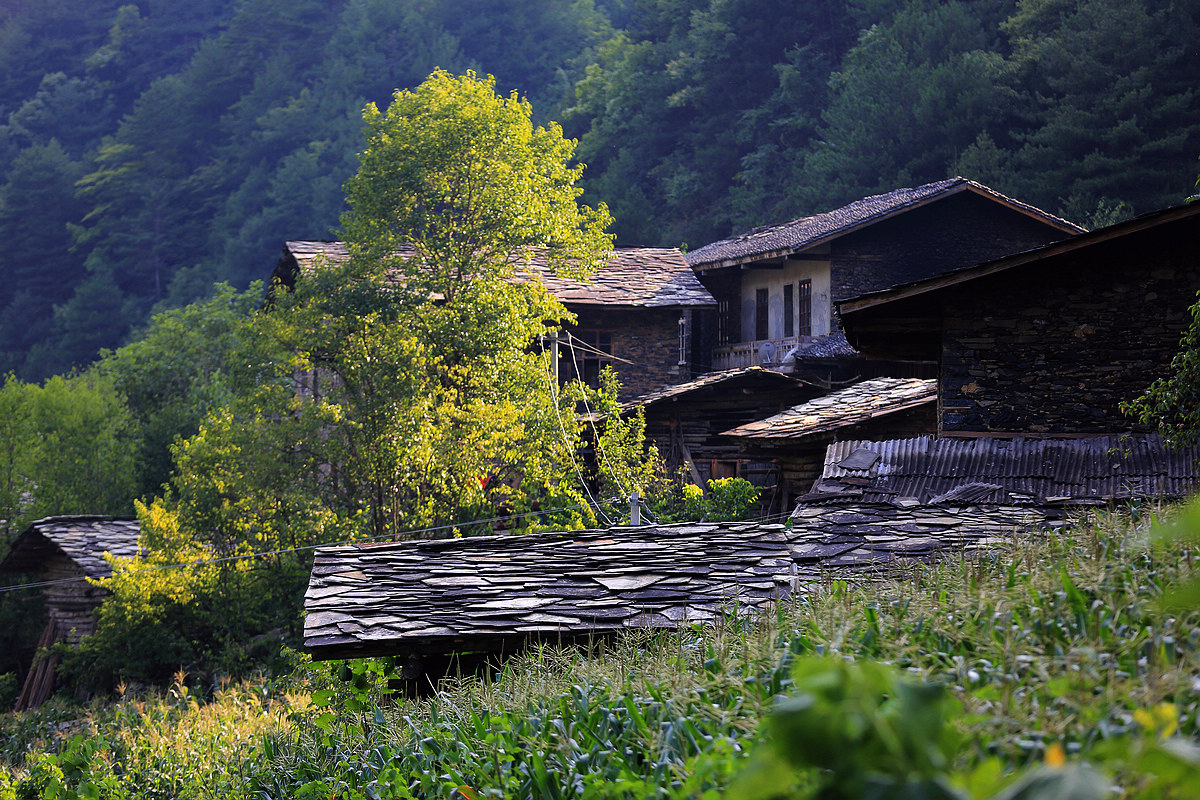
[783,283,794,338]
[558,330,613,388]
[797,279,812,337]
[755,288,769,341]
[717,299,738,344]
[677,315,688,365]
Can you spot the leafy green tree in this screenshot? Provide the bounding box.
[0,372,138,541]
[97,283,262,499]
[994,0,1200,219]
[284,69,612,537]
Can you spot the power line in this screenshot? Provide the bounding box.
[537,337,613,526]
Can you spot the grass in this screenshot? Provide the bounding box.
[1,502,1199,798]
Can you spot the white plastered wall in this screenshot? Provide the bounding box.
[738,256,832,342]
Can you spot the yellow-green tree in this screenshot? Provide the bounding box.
[275,69,612,537]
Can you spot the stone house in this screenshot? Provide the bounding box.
[837,201,1200,436]
[685,177,1083,372]
[0,516,140,709]
[272,242,716,399]
[723,377,937,505]
[615,366,822,501]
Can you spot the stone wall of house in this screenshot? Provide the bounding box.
[831,191,1075,301]
[570,307,689,399]
[938,223,1199,434]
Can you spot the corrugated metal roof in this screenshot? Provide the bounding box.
[283,241,716,308]
[0,516,141,579]
[724,378,935,441]
[685,178,1082,269]
[805,435,1200,505]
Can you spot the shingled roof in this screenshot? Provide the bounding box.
[802,435,1200,506]
[303,516,1014,661]
[838,201,1200,319]
[685,177,1083,270]
[0,516,140,579]
[276,241,715,308]
[724,378,936,442]
[623,366,807,409]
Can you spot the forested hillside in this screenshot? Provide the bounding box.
[1,0,1197,380]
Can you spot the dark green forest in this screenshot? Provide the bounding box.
[1,0,1197,380]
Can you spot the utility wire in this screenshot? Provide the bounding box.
[537,336,613,525]
[565,337,660,524]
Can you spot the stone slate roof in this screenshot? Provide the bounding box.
[802,435,1200,506]
[787,331,861,362]
[624,366,805,409]
[280,241,715,309]
[837,201,1200,318]
[303,515,1015,661]
[0,516,140,579]
[685,178,1083,270]
[723,378,935,442]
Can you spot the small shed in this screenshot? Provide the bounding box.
[0,516,140,709]
[782,433,1200,571]
[620,367,822,502]
[723,377,937,500]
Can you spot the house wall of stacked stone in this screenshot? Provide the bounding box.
[830,192,1077,301]
[937,218,1200,435]
[569,307,692,399]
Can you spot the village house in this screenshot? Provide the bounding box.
[608,366,823,509]
[779,202,1200,538]
[685,177,1084,373]
[271,241,716,399]
[0,516,140,710]
[722,376,937,504]
[837,201,1200,436]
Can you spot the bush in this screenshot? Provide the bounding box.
[653,476,761,522]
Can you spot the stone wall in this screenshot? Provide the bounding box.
[570,306,690,399]
[831,191,1075,301]
[938,222,1200,434]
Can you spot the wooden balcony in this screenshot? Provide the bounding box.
[712,336,803,370]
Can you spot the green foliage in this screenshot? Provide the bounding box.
[579,367,662,522]
[4,509,1200,797]
[97,283,261,498]
[737,658,1110,800]
[703,477,761,521]
[270,69,612,537]
[1122,291,1200,445]
[653,477,761,523]
[0,372,137,543]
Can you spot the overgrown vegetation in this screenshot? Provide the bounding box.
[2,505,1199,798]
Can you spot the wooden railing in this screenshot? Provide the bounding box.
[712,336,803,370]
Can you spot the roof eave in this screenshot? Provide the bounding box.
[838,202,1199,317]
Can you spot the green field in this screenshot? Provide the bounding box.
[3,503,1199,799]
